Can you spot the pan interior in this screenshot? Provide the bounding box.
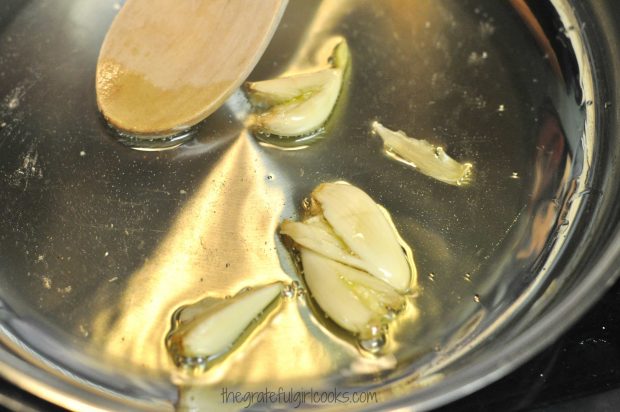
[0,0,594,409]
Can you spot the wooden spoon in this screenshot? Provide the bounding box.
[96,0,288,137]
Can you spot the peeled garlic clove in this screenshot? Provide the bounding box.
[254,69,342,137]
[372,122,473,186]
[247,40,349,137]
[338,263,406,313]
[169,282,283,360]
[246,69,338,107]
[247,40,350,107]
[312,182,412,292]
[376,204,418,288]
[280,216,374,275]
[302,248,401,335]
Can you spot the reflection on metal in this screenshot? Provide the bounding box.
[90,132,290,371]
[510,0,564,80]
[517,109,572,261]
[0,0,603,410]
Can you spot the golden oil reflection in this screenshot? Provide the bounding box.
[89,132,292,372]
[87,0,443,395]
[89,131,347,386]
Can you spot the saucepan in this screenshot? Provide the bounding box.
[0,0,619,410]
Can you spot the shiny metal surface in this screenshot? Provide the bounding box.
[0,0,617,410]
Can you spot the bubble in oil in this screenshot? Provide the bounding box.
[358,324,387,354]
[358,335,386,354]
[463,273,471,282]
[171,351,220,371]
[473,294,481,303]
[383,308,399,322]
[282,284,295,299]
[7,96,19,110]
[282,281,301,299]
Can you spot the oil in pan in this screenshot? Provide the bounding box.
[0,0,596,410]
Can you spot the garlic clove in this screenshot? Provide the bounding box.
[376,204,418,289]
[246,69,337,108]
[301,248,401,335]
[372,122,473,186]
[170,282,283,359]
[338,262,406,313]
[246,40,349,137]
[254,69,342,137]
[312,182,412,292]
[280,216,374,275]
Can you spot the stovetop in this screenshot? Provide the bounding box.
[442,277,620,412]
[1,278,620,412]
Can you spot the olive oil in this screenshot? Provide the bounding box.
[164,0,574,407]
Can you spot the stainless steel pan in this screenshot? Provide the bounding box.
[0,0,618,410]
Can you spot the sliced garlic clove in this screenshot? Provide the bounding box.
[312,182,412,292]
[246,40,349,137]
[372,122,473,186]
[301,248,402,335]
[280,216,374,275]
[169,282,283,360]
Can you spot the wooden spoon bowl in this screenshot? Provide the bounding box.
[96,0,288,137]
